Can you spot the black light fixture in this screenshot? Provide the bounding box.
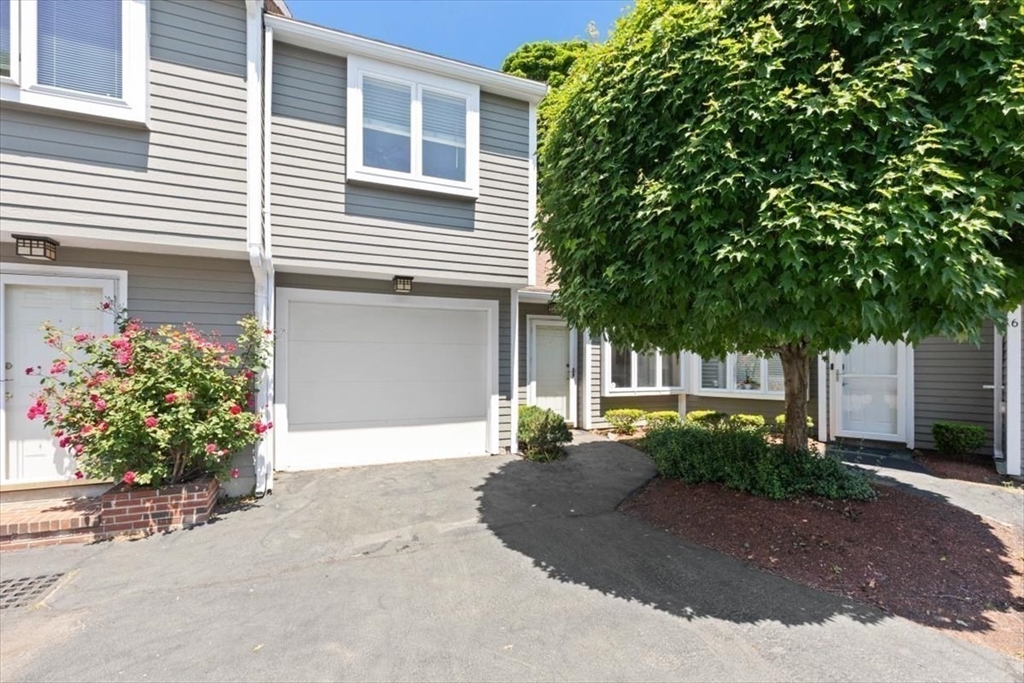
[13,235,59,261]
[393,275,413,294]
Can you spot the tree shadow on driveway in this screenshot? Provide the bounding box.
[474,438,885,628]
[475,437,1022,637]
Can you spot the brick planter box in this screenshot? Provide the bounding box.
[99,477,219,536]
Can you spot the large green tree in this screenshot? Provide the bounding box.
[539,0,1023,452]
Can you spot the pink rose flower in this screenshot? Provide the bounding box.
[24,366,34,375]
[165,393,177,403]
[229,404,242,416]
[254,419,273,435]
[97,421,109,432]
[74,444,84,454]
[93,399,107,412]
[75,471,84,480]
[122,471,136,485]
[73,333,91,343]
[230,468,240,479]
[144,416,158,429]
[50,360,66,375]
[58,437,71,448]
[205,443,218,454]
[81,424,93,436]
[101,301,112,310]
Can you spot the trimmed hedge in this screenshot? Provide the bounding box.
[646,411,682,429]
[774,414,814,432]
[643,422,874,501]
[932,421,986,457]
[518,405,572,461]
[729,414,766,429]
[605,408,647,435]
[685,409,728,426]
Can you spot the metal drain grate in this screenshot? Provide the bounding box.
[0,574,64,610]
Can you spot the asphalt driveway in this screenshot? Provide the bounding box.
[1,433,1021,682]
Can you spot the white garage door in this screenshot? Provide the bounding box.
[276,289,497,470]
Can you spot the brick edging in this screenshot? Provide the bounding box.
[99,476,219,536]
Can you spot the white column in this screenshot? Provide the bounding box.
[1006,306,1022,476]
[510,289,519,453]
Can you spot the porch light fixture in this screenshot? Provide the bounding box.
[393,275,413,294]
[13,235,59,261]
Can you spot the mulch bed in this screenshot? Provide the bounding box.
[621,479,1024,659]
[915,450,1024,490]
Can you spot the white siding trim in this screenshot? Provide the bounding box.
[817,354,828,442]
[266,14,547,104]
[274,287,502,461]
[905,344,915,449]
[527,102,538,287]
[0,262,128,306]
[510,287,519,453]
[1006,306,1022,476]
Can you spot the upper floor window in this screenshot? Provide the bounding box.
[698,353,784,398]
[0,0,147,124]
[604,342,685,395]
[347,56,480,198]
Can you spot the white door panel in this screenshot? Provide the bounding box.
[2,277,115,483]
[835,339,906,441]
[535,324,570,418]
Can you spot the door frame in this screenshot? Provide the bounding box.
[0,264,127,485]
[828,341,913,445]
[274,287,502,468]
[526,315,577,426]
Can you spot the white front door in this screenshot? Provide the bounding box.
[1,275,116,484]
[834,339,906,442]
[529,318,576,424]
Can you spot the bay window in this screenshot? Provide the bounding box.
[348,56,480,198]
[604,343,685,394]
[698,353,785,398]
[0,0,147,124]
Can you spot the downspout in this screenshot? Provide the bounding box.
[259,23,276,494]
[245,0,273,496]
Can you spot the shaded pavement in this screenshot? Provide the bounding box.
[1,433,1020,682]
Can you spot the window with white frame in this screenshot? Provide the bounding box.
[605,342,685,394]
[699,353,785,397]
[347,56,480,198]
[0,0,147,124]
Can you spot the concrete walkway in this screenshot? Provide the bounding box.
[1,434,1021,682]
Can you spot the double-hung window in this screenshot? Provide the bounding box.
[0,0,147,124]
[697,353,784,398]
[604,342,685,395]
[347,56,480,198]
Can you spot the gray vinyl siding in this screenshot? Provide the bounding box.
[276,274,513,449]
[914,324,995,454]
[0,0,249,254]
[517,302,552,405]
[0,244,257,496]
[270,44,530,285]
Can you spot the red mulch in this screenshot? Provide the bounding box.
[621,479,1024,659]
[915,450,1024,491]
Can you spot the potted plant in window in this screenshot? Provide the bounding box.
[26,306,273,536]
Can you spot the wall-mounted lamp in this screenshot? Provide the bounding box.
[13,235,59,261]
[393,275,413,294]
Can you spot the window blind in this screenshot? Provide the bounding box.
[363,77,411,135]
[37,0,122,98]
[422,90,466,146]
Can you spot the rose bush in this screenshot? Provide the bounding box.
[27,308,273,487]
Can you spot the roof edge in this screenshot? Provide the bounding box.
[265,14,548,104]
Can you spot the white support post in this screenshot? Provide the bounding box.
[510,288,519,453]
[1006,306,1022,477]
[580,331,592,429]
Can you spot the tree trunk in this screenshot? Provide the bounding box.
[778,342,810,454]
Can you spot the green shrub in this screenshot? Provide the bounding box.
[604,408,647,435]
[931,421,986,457]
[773,414,814,433]
[518,405,572,461]
[685,409,728,426]
[642,423,874,501]
[729,414,766,430]
[646,411,682,430]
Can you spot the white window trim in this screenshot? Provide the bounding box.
[690,353,786,400]
[0,0,149,125]
[346,55,480,198]
[601,340,686,396]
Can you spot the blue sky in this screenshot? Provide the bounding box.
[286,1,631,70]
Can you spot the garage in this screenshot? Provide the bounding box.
[274,288,499,470]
